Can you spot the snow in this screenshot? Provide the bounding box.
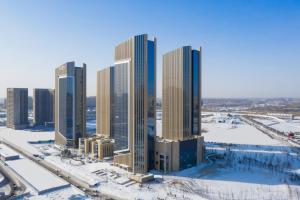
[202,122,282,145]
[28,186,88,200]
[0,144,20,160]
[1,114,300,199]
[6,158,69,194]
[271,123,300,133]
[45,156,99,187]
[253,118,300,133]
[253,118,279,126]
[0,127,54,156]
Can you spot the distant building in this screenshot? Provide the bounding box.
[33,89,55,126]
[96,34,156,174]
[3,98,7,109]
[55,62,86,147]
[155,46,204,173]
[6,88,28,129]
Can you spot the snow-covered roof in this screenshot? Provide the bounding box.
[0,144,19,160]
[6,158,69,194]
[0,127,54,156]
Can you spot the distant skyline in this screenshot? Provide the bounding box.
[0,0,299,98]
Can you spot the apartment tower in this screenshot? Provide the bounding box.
[155,46,204,173]
[55,62,86,147]
[6,88,28,129]
[33,89,55,125]
[113,34,156,174]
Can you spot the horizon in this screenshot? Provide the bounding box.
[0,0,300,99]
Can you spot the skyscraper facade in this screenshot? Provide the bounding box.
[111,62,129,151]
[96,67,114,139]
[162,46,202,139]
[33,88,55,125]
[155,46,204,173]
[6,88,28,129]
[113,34,156,174]
[55,62,86,147]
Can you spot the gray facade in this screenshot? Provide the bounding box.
[6,88,28,129]
[55,62,86,147]
[33,89,54,125]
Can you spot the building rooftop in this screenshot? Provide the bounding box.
[0,144,19,160]
[6,158,69,194]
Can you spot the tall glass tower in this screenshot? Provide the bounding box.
[113,34,156,174]
[155,46,203,173]
[55,62,86,147]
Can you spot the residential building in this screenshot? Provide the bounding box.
[33,89,55,125]
[6,88,28,129]
[112,34,156,174]
[55,62,86,147]
[155,46,204,173]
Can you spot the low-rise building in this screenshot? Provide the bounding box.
[154,136,204,173]
[80,136,114,160]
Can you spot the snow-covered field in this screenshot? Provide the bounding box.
[252,117,300,133]
[200,113,300,200]
[202,122,283,145]
[1,113,300,200]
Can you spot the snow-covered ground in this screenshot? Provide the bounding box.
[202,122,283,145]
[28,186,87,200]
[200,113,300,199]
[0,127,54,156]
[253,117,300,134]
[1,113,300,200]
[0,128,88,200]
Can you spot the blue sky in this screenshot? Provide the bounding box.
[0,0,299,98]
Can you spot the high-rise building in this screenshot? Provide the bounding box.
[55,62,86,147]
[6,88,28,129]
[96,67,114,139]
[155,46,204,173]
[111,62,129,152]
[33,89,55,125]
[112,34,156,174]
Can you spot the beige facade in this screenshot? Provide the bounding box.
[96,67,113,138]
[55,62,86,147]
[155,136,204,173]
[82,136,114,160]
[113,34,156,174]
[33,88,55,125]
[162,46,202,140]
[157,46,203,173]
[113,151,132,171]
[6,88,28,129]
